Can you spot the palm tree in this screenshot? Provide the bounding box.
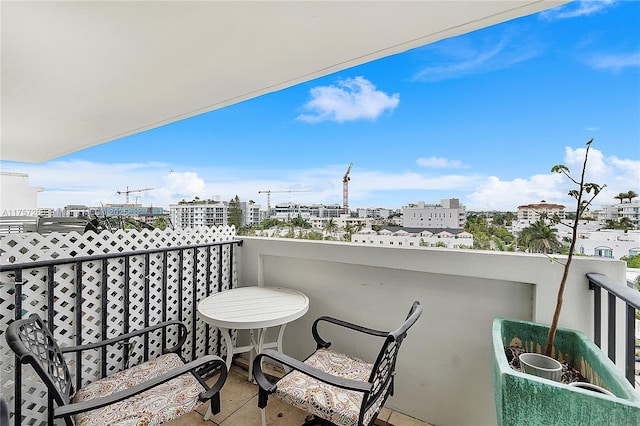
[343,223,354,241]
[614,193,626,203]
[618,217,634,230]
[625,190,638,203]
[518,219,561,254]
[323,219,338,239]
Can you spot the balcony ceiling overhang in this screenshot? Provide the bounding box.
[1,1,567,163]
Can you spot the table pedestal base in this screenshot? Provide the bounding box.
[203,324,288,421]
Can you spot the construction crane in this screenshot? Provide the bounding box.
[116,186,154,204]
[343,163,353,214]
[258,189,311,214]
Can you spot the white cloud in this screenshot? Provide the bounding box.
[540,0,616,21]
[411,28,542,82]
[466,174,566,211]
[584,51,640,72]
[465,147,639,211]
[5,145,636,213]
[162,171,206,196]
[296,77,399,123]
[9,160,171,208]
[416,157,467,169]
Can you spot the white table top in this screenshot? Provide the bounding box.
[198,286,309,329]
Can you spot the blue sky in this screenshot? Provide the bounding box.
[3,0,639,212]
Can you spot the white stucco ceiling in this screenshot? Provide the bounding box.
[1,1,567,163]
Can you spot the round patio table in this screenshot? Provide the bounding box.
[198,286,309,375]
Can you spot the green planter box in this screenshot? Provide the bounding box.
[492,318,640,425]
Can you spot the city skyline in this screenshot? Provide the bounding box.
[1,0,638,212]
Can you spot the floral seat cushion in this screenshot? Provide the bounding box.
[72,353,204,426]
[274,348,383,426]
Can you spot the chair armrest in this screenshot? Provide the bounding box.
[254,349,373,394]
[60,321,187,355]
[312,316,388,349]
[54,354,225,418]
[199,357,228,400]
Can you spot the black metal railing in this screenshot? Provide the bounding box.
[587,272,640,386]
[1,239,242,425]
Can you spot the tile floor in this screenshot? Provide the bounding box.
[167,363,432,426]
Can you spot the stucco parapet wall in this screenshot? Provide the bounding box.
[239,236,626,282]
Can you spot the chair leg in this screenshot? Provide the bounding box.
[260,407,267,426]
[204,404,212,421]
[302,415,334,426]
[203,393,221,421]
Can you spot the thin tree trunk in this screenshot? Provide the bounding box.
[545,143,590,357]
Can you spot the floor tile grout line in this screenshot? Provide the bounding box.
[219,372,260,425]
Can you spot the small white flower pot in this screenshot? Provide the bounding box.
[519,352,562,382]
[568,381,615,396]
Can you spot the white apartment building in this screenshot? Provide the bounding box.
[170,201,227,229]
[356,207,391,219]
[271,203,312,222]
[402,198,466,229]
[241,201,264,226]
[517,201,566,222]
[308,204,343,218]
[0,171,42,216]
[65,205,91,218]
[352,227,474,249]
[309,216,373,232]
[37,208,56,218]
[574,230,640,260]
[600,200,640,228]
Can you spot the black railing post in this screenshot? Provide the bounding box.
[123,256,131,368]
[625,304,636,385]
[162,250,168,344]
[205,246,212,355]
[101,258,109,378]
[47,265,55,326]
[191,247,199,358]
[593,284,601,347]
[217,245,223,357]
[144,253,150,361]
[13,269,23,426]
[75,261,83,390]
[607,292,616,362]
[178,249,184,323]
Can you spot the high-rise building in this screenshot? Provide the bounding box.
[170,199,228,229]
[240,201,264,226]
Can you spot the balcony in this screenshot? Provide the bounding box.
[234,236,636,425]
[0,230,636,425]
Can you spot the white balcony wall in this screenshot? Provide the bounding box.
[236,237,627,426]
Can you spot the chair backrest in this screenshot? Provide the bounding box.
[5,314,74,407]
[362,301,422,424]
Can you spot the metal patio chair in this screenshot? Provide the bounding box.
[253,301,422,426]
[6,313,227,426]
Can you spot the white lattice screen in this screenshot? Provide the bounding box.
[0,227,238,425]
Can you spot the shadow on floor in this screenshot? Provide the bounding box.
[167,363,432,426]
